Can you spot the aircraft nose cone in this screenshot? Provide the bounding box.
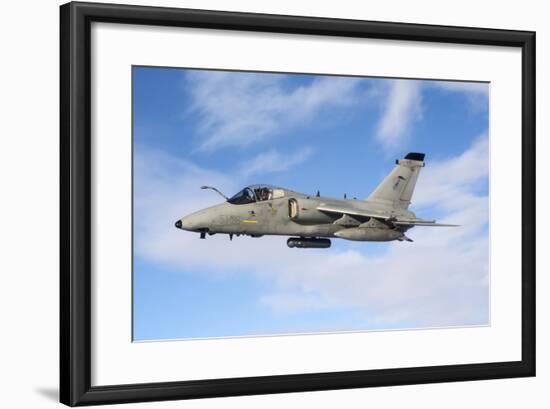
[176,212,206,232]
[176,208,215,232]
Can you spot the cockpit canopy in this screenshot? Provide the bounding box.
[227,184,285,205]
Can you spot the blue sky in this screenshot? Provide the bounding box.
[132,66,489,341]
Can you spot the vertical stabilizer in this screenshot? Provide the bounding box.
[366,152,425,210]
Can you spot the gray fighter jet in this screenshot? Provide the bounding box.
[175,153,457,248]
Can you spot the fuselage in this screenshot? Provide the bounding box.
[175,186,415,241]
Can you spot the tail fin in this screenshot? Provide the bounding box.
[366,152,425,210]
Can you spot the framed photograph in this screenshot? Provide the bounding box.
[60,1,535,406]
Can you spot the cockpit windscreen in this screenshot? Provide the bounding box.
[227,185,285,205]
[227,187,256,205]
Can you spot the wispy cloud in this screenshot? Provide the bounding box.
[374,80,488,152]
[375,80,422,151]
[239,147,314,177]
[185,71,362,151]
[414,134,489,211]
[185,72,487,156]
[134,135,489,330]
[133,148,237,251]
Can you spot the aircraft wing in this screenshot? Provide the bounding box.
[317,204,387,220]
[316,204,458,227]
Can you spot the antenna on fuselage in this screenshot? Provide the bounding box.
[200,185,228,200]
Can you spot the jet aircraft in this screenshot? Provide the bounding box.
[175,153,457,248]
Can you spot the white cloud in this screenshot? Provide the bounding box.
[185,72,487,156]
[185,71,362,151]
[375,80,422,150]
[134,136,489,331]
[414,135,489,212]
[239,147,314,177]
[374,80,488,152]
[133,149,237,255]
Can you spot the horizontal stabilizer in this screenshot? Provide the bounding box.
[393,220,459,227]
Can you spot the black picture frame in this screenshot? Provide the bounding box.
[60,1,536,406]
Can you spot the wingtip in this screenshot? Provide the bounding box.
[404,152,425,161]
